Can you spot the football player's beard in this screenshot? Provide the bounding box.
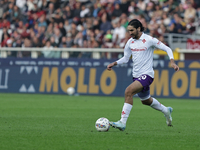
[131,34,136,38]
[132,31,139,39]
[135,30,139,39]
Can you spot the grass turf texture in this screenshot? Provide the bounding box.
[0,94,200,150]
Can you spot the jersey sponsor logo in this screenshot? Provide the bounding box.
[157,41,161,45]
[131,41,134,43]
[131,47,147,51]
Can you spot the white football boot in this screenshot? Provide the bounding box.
[109,120,126,131]
[164,107,173,126]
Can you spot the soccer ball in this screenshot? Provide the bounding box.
[95,117,110,132]
[67,87,75,95]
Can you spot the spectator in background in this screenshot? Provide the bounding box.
[53,27,62,46]
[36,26,45,42]
[92,2,100,18]
[159,35,169,46]
[74,31,83,47]
[177,3,185,18]
[16,20,24,35]
[112,19,126,47]
[100,12,112,35]
[1,27,9,43]
[1,31,10,47]
[92,18,100,30]
[145,1,155,20]
[22,38,31,57]
[46,2,55,23]
[27,0,37,11]
[94,28,103,45]
[38,0,49,11]
[6,39,17,57]
[80,4,90,18]
[58,22,66,37]
[11,5,22,23]
[162,12,171,27]
[157,23,167,36]
[63,5,73,23]
[112,3,122,19]
[120,31,130,48]
[4,2,14,22]
[137,0,146,11]
[0,18,11,29]
[14,38,23,48]
[59,36,67,48]
[184,2,196,24]
[53,11,64,24]
[11,30,21,40]
[106,2,114,18]
[50,36,59,47]
[73,2,81,18]
[64,20,71,32]
[16,0,26,12]
[153,4,163,21]
[102,31,113,58]
[42,40,60,58]
[133,7,144,18]
[120,0,130,15]
[148,16,159,32]
[38,15,47,28]
[66,34,74,47]
[0,3,3,19]
[32,36,42,47]
[128,1,136,14]
[44,23,53,40]
[21,25,30,39]
[1,0,9,14]
[80,39,92,58]
[70,22,78,38]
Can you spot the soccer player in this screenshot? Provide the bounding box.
[107,19,179,131]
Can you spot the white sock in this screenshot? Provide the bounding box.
[120,103,132,125]
[150,98,168,114]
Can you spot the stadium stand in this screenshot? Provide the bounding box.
[0,0,200,59]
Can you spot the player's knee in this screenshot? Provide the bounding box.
[125,87,134,97]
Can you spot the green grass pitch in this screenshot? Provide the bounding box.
[0,93,200,150]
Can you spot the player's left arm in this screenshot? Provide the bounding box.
[152,38,179,71]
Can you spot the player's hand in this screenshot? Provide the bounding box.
[171,62,179,71]
[107,62,117,71]
[170,59,179,71]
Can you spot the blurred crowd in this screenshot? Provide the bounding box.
[0,0,200,58]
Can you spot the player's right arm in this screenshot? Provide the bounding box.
[107,39,132,71]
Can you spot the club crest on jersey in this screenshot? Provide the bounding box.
[142,39,146,43]
[131,47,147,51]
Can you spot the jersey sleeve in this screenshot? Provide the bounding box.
[116,39,132,65]
[151,38,174,59]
